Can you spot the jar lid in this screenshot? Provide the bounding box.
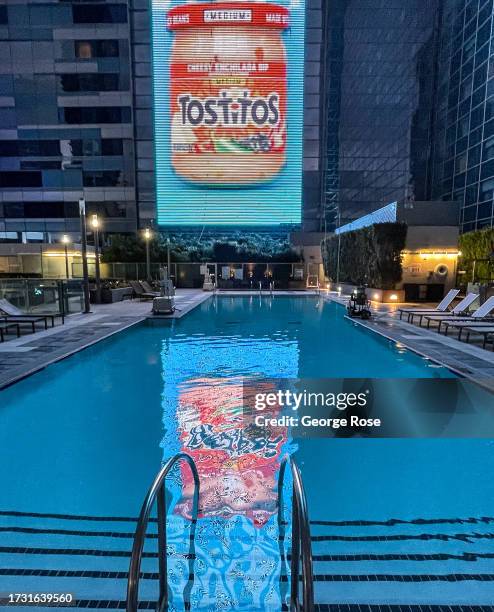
[167,2,290,31]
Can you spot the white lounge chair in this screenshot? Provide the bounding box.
[0,297,64,331]
[420,292,479,328]
[439,295,494,336]
[398,289,460,322]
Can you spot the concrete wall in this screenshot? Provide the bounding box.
[405,226,459,251]
[400,225,460,293]
[397,201,460,226]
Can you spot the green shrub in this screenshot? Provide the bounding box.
[321,222,407,289]
[101,232,301,263]
[458,228,494,282]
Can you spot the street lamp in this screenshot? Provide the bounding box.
[91,214,102,304]
[167,237,171,283]
[61,234,70,279]
[143,227,152,281]
[335,208,342,287]
[79,198,91,314]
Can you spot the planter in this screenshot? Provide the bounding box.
[328,282,404,303]
[366,288,405,304]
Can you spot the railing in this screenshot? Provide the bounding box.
[0,279,84,315]
[278,455,314,612]
[69,261,324,290]
[126,453,200,612]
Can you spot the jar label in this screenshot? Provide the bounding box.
[170,61,287,157]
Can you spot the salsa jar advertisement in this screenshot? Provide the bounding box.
[151,0,305,226]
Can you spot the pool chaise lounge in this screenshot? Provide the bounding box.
[0,321,20,342]
[432,295,494,336]
[141,280,161,295]
[0,297,65,331]
[459,325,494,349]
[419,292,479,328]
[398,288,460,322]
[129,280,159,300]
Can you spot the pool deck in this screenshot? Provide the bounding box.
[324,292,494,393]
[0,289,210,389]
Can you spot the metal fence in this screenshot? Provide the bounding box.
[74,261,324,290]
[0,279,85,315]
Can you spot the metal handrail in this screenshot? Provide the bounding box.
[278,455,314,612]
[126,453,200,612]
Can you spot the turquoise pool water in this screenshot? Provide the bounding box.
[1,296,493,609]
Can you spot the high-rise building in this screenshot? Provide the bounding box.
[319,0,439,230]
[429,0,494,232]
[2,1,494,246]
[0,0,154,244]
[0,0,322,242]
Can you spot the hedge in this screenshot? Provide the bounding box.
[321,222,407,289]
[458,228,494,282]
[101,232,301,263]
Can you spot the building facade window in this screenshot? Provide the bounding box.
[59,107,131,124]
[60,74,121,93]
[82,170,124,187]
[0,171,42,188]
[72,4,128,25]
[75,40,120,59]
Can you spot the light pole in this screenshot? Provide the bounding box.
[335,208,342,286]
[79,198,91,314]
[167,237,171,283]
[62,234,70,279]
[143,227,152,281]
[91,214,102,304]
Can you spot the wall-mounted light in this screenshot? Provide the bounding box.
[389,294,398,301]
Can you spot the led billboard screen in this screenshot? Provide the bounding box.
[151,1,305,226]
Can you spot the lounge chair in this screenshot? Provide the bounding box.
[0,297,64,331]
[141,280,160,295]
[398,289,460,322]
[460,325,494,350]
[129,280,158,300]
[419,292,479,328]
[0,321,21,342]
[438,295,494,337]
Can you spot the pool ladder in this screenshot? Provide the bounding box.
[125,453,314,612]
[258,281,275,295]
[278,454,314,611]
[126,453,200,612]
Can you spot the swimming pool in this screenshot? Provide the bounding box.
[1,296,493,609]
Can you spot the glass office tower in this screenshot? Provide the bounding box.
[320,0,439,230]
[0,1,154,243]
[430,0,494,232]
